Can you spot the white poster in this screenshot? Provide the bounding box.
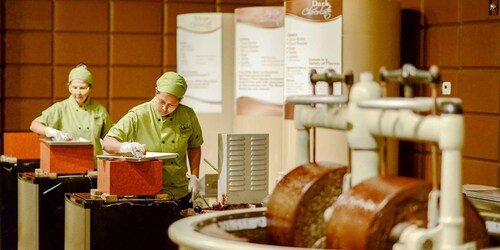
[177,13,223,113]
[284,0,342,99]
[235,7,285,116]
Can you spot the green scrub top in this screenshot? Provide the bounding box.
[106,98,204,199]
[33,96,114,167]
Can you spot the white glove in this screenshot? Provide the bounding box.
[188,175,200,203]
[119,142,146,157]
[45,127,72,141]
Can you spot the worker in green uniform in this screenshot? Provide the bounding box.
[30,63,114,167]
[102,72,203,209]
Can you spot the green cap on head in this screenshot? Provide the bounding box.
[156,72,187,98]
[68,63,93,85]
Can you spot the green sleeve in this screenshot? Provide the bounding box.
[106,111,138,142]
[33,103,62,129]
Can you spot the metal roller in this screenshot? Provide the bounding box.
[326,176,490,249]
[267,68,351,247]
[266,162,346,248]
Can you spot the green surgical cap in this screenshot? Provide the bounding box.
[156,72,187,98]
[68,64,93,85]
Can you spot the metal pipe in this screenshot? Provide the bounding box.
[380,64,440,86]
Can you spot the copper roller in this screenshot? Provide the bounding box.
[325,176,490,249]
[267,69,351,248]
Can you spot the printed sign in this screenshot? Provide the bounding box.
[284,0,342,99]
[235,7,285,116]
[177,13,225,113]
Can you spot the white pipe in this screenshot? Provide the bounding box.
[439,114,465,248]
[293,105,348,167]
[346,72,382,185]
[357,108,467,248]
[350,149,379,185]
[347,73,382,151]
[297,105,348,130]
[364,109,441,143]
[440,149,464,248]
[294,105,310,166]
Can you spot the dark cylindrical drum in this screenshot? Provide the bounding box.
[326,176,490,249]
[267,162,346,247]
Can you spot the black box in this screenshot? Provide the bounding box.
[0,160,39,250]
[18,172,96,250]
[65,193,181,250]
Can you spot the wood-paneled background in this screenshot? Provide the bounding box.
[1,0,499,186]
[399,0,500,187]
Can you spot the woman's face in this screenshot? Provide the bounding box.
[69,79,90,106]
[155,92,180,117]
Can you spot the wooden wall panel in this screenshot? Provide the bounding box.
[424,26,459,67]
[463,115,500,161]
[4,0,52,30]
[4,65,52,98]
[110,34,162,66]
[462,0,500,22]
[163,34,176,67]
[109,99,151,122]
[111,1,162,33]
[4,99,52,131]
[416,0,500,187]
[54,0,109,32]
[463,159,500,187]
[458,70,500,114]
[54,33,109,65]
[423,0,459,24]
[459,23,500,67]
[109,67,161,98]
[4,32,52,64]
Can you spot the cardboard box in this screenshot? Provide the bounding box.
[97,159,163,196]
[3,132,40,160]
[40,140,94,174]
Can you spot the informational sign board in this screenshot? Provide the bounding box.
[234,7,285,116]
[177,13,233,113]
[284,0,342,99]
